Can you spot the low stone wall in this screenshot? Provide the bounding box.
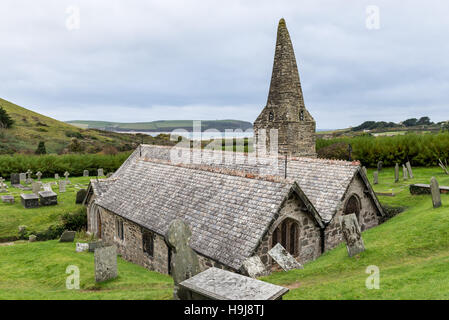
[410,184,449,195]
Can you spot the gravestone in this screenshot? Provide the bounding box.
[59,230,76,242]
[268,243,303,271]
[242,256,268,278]
[373,171,378,185]
[32,182,41,195]
[76,243,89,252]
[54,173,59,180]
[76,189,87,204]
[88,240,104,252]
[406,161,414,179]
[29,235,36,242]
[430,177,442,208]
[59,180,66,193]
[36,171,42,182]
[166,219,201,300]
[377,161,383,172]
[20,193,39,209]
[98,168,104,177]
[19,173,27,184]
[0,177,7,193]
[95,246,118,282]
[25,170,33,184]
[11,173,20,185]
[179,267,289,300]
[106,172,113,178]
[1,195,14,204]
[340,214,365,257]
[394,163,399,183]
[39,191,58,206]
[43,183,52,192]
[64,171,71,184]
[83,170,89,177]
[402,164,408,180]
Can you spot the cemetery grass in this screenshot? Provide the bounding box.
[0,176,95,240]
[0,240,173,299]
[263,166,449,299]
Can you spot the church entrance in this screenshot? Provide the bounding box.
[271,218,299,256]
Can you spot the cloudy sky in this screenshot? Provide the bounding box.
[0,0,448,129]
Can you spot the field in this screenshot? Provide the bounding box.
[0,167,448,299]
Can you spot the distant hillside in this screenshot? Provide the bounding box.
[0,98,173,155]
[67,119,253,132]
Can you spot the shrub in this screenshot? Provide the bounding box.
[61,207,87,231]
[35,141,47,155]
[65,130,84,139]
[317,142,350,160]
[0,106,14,129]
[76,189,87,204]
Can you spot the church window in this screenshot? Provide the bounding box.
[142,229,154,257]
[272,218,300,256]
[344,194,361,221]
[116,218,124,240]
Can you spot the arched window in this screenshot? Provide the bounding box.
[344,194,361,220]
[271,218,300,256]
[269,111,274,121]
[289,223,298,255]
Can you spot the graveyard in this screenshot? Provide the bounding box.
[0,165,448,299]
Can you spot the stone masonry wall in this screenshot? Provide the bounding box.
[324,173,380,251]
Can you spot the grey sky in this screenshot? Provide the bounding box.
[0,0,448,129]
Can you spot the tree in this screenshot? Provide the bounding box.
[416,116,433,126]
[403,118,418,127]
[0,106,14,129]
[68,138,84,153]
[35,141,47,155]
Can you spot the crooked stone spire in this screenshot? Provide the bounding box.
[267,18,306,113]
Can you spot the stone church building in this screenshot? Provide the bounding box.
[84,19,384,276]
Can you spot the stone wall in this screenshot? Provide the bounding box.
[324,173,380,251]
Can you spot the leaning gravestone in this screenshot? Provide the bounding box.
[95,246,118,282]
[394,163,399,183]
[166,219,201,300]
[76,243,89,252]
[98,168,104,177]
[430,177,442,208]
[242,256,268,278]
[83,170,89,177]
[406,161,414,179]
[19,173,27,184]
[59,230,76,242]
[377,161,383,172]
[402,164,408,180]
[59,180,66,193]
[268,243,303,271]
[340,214,365,257]
[373,171,378,185]
[11,173,20,185]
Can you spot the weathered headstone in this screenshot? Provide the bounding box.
[406,161,414,179]
[0,177,7,193]
[59,230,76,242]
[402,164,408,180]
[179,267,289,300]
[340,214,365,257]
[88,240,104,252]
[19,173,27,184]
[166,219,201,300]
[242,256,268,278]
[36,171,42,182]
[76,243,89,252]
[11,173,20,185]
[20,193,39,209]
[98,168,104,177]
[43,183,52,192]
[377,161,383,172]
[64,171,71,184]
[95,246,118,282]
[54,173,59,180]
[430,177,442,208]
[29,235,37,242]
[39,191,58,206]
[373,171,378,185]
[76,189,87,204]
[59,180,66,193]
[83,170,89,177]
[32,182,41,195]
[1,195,14,204]
[394,163,399,183]
[268,243,303,271]
[26,170,33,184]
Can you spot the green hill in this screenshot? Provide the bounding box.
[0,98,171,154]
[67,119,253,132]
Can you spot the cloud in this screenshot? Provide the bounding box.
[0,0,448,128]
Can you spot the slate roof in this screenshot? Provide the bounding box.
[95,159,292,270]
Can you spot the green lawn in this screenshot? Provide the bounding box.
[262,166,449,299]
[0,176,96,240]
[0,240,173,299]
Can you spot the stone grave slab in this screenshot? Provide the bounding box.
[95,246,118,282]
[76,243,89,252]
[20,193,39,209]
[340,214,365,257]
[59,230,76,242]
[268,243,303,271]
[1,195,14,204]
[179,267,289,300]
[39,190,58,206]
[242,256,268,278]
[409,184,449,195]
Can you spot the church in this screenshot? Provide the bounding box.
[84,19,384,276]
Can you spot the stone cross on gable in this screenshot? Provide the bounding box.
[36,171,42,181]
